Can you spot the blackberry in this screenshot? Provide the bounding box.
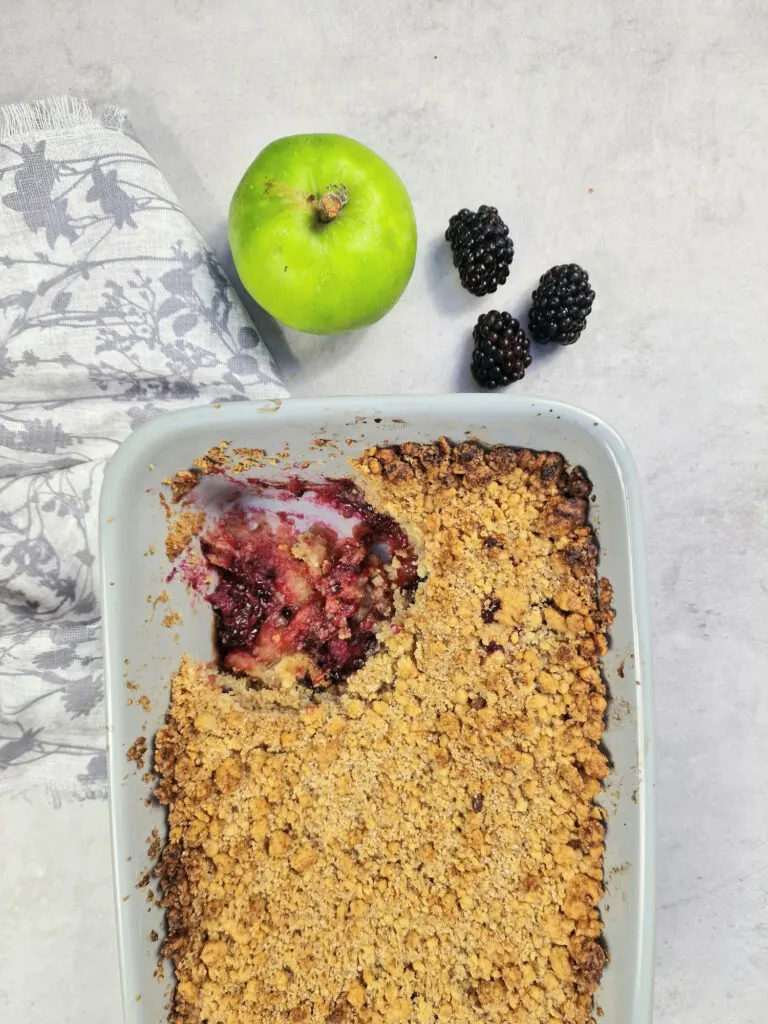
[471,310,531,390]
[445,206,514,296]
[529,263,594,345]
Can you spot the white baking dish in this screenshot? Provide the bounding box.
[101,394,655,1024]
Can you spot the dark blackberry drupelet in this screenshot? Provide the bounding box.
[445,206,514,296]
[471,310,531,390]
[529,263,595,345]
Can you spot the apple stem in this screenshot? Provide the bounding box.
[316,184,348,223]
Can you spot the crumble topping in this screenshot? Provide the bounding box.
[155,440,613,1024]
[126,735,148,771]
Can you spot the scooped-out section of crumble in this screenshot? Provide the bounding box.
[165,472,423,690]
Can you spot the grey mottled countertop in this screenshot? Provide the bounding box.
[1,1,766,1021]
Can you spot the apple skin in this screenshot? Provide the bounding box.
[228,134,417,334]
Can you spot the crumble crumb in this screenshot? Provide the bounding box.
[230,446,268,474]
[193,442,232,475]
[155,440,612,1024]
[164,468,202,505]
[166,510,205,562]
[126,735,147,770]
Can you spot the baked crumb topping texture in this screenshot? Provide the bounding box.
[154,440,614,1024]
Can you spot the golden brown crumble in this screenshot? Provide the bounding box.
[229,448,268,474]
[126,735,147,770]
[155,440,613,1024]
[193,442,233,475]
[166,509,206,562]
[165,468,202,505]
[147,828,162,860]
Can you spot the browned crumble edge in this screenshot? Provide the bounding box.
[153,439,614,1024]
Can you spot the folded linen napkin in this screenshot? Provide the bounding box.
[0,97,287,801]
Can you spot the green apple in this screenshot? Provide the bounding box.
[228,134,417,334]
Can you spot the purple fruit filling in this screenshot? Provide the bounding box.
[190,476,420,687]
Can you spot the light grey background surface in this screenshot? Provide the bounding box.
[1,1,766,1022]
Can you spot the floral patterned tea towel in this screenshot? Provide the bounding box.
[0,97,287,801]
